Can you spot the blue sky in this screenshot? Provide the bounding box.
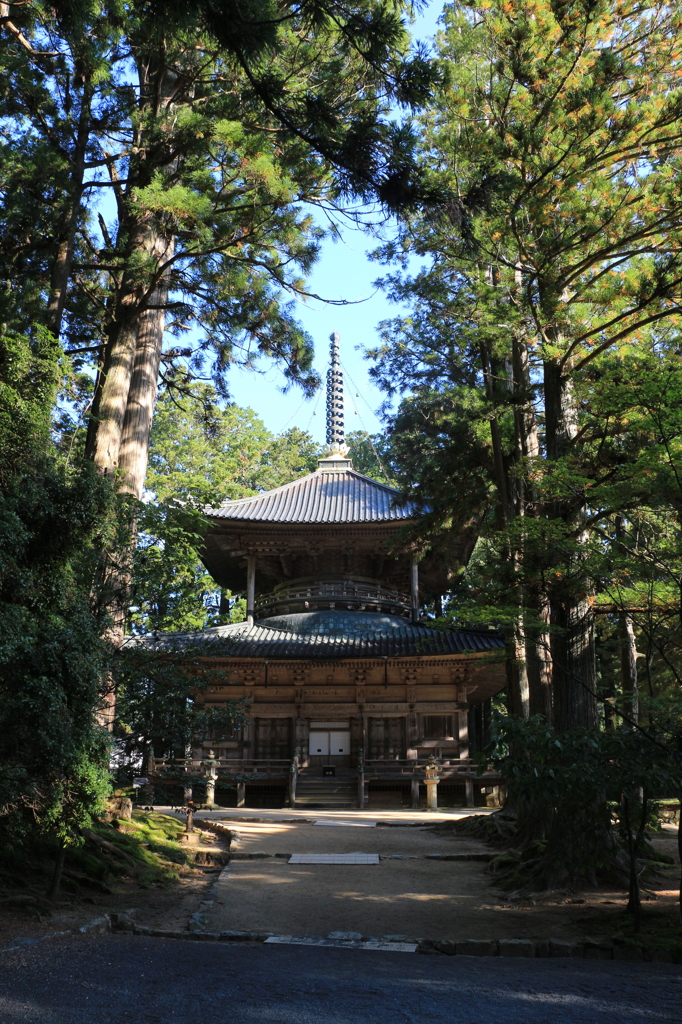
[225,1,444,442]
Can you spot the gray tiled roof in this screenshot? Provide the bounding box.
[206,467,416,524]
[124,611,504,661]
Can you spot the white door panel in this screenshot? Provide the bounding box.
[329,731,350,756]
[309,731,329,756]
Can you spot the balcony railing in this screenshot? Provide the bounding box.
[149,756,502,780]
[150,757,292,777]
[255,578,412,618]
[362,758,503,778]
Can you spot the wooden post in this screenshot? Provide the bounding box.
[458,710,470,759]
[411,779,420,808]
[237,781,245,807]
[357,747,365,809]
[411,552,419,624]
[289,755,298,808]
[246,555,256,626]
[465,778,474,807]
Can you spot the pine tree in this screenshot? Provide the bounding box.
[373,0,682,728]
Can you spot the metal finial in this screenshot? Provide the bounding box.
[326,332,345,450]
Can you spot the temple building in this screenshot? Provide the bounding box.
[141,334,506,809]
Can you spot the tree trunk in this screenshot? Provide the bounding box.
[46,79,94,338]
[620,612,639,726]
[543,353,598,730]
[510,332,552,720]
[118,236,174,498]
[527,588,553,721]
[47,840,66,903]
[85,56,181,729]
[85,55,180,480]
[506,617,530,719]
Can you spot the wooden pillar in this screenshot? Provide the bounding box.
[237,781,245,807]
[246,555,256,626]
[411,779,420,808]
[458,710,470,759]
[411,552,419,624]
[288,759,297,809]
[465,778,474,807]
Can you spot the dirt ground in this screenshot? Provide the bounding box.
[2,812,679,949]
[197,816,681,942]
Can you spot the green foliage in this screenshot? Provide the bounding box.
[131,382,323,634]
[345,430,397,485]
[114,645,251,777]
[0,330,114,852]
[485,713,682,889]
[0,0,436,404]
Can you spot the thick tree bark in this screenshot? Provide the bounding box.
[510,333,552,720]
[615,517,639,725]
[85,56,181,729]
[543,353,598,731]
[620,612,639,725]
[118,236,174,499]
[85,54,180,480]
[506,617,530,718]
[527,589,553,720]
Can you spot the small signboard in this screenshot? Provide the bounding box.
[133,777,148,788]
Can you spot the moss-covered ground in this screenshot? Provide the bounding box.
[0,810,227,941]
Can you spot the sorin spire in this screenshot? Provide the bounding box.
[326,332,346,451]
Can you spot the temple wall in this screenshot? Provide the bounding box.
[193,653,503,763]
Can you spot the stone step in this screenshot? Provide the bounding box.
[294,776,358,808]
[292,786,356,794]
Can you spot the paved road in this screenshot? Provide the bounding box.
[0,935,680,1024]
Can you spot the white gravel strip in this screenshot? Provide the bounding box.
[288,852,380,864]
[313,820,377,827]
[264,935,417,952]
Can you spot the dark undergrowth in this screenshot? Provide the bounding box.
[583,905,682,957]
[0,810,197,920]
[431,812,677,890]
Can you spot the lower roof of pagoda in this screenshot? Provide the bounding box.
[125,610,504,661]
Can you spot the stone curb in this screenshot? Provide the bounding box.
[104,917,680,962]
[418,937,679,962]
[5,915,676,964]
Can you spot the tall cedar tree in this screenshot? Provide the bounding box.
[1,0,435,671]
[371,0,682,730]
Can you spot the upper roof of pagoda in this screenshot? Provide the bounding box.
[206,452,417,526]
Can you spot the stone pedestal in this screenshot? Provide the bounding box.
[202,750,220,809]
[179,832,200,845]
[424,758,440,812]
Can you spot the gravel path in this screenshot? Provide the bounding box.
[200,819,627,942]
[0,934,679,1024]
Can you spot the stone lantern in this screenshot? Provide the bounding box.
[179,799,200,845]
[202,749,220,808]
[424,754,440,812]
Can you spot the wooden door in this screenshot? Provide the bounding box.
[255,718,292,760]
[368,717,405,760]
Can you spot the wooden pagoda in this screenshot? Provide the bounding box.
[136,334,506,809]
